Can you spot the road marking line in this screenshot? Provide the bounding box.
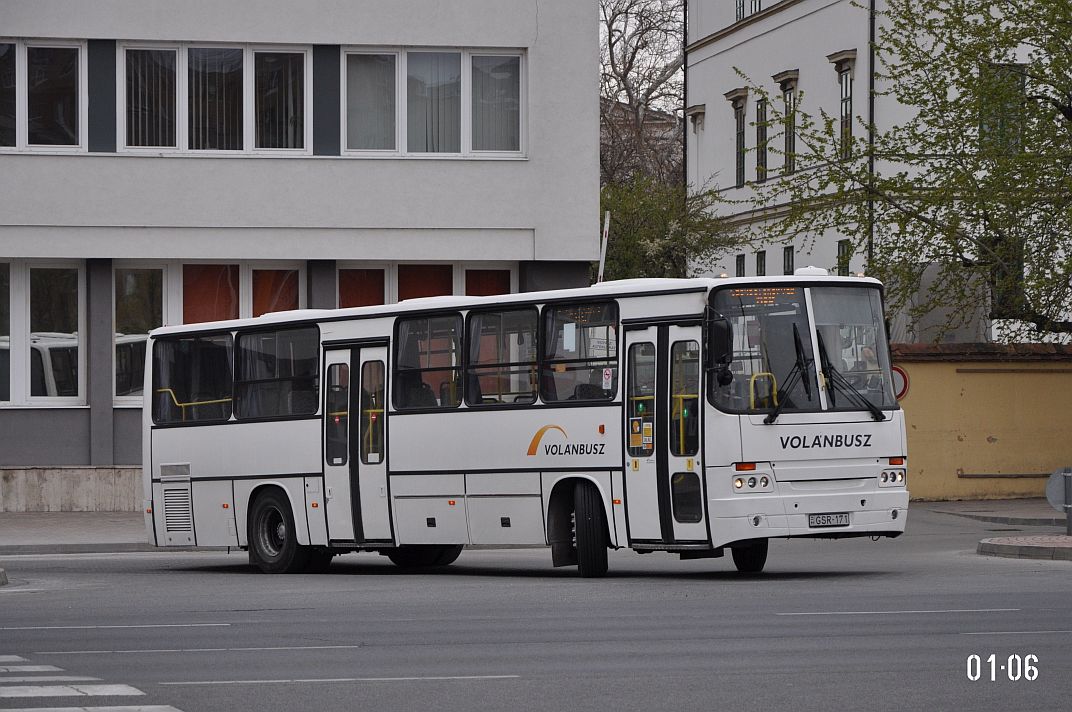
[0,677,100,683]
[0,656,28,662]
[160,675,521,686]
[38,644,368,656]
[776,608,1020,616]
[1,624,229,631]
[0,684,144,698]
[0,707,182,712]
[0,666,64,672]
[962,630,1072,636]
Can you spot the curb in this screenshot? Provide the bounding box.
[0,544,230,556]
[934,511,1063,527]
[977,537,1072,561]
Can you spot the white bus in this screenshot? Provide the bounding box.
[142,272,908,577]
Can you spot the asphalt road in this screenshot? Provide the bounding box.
[1,506,1069,712]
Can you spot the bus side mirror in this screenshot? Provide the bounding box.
[708,317,733,374]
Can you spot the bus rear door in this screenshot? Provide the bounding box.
[323,345,393,544]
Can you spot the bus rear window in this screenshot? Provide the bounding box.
[152,334,234,424]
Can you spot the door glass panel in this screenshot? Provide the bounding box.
[671,472,703,523]
[360,360,385,464]
[325,363,348,466]
[627,342,655,457]
[670,340,700,456]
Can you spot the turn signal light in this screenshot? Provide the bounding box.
[889,457,904,466]
[222,503,229,509]
[311,502,319,508]
[735,462,757,471]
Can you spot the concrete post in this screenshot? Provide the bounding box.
[307,260,337,309]
[87,258,114,466]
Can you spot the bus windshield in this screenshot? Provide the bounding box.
[709,284,895,415]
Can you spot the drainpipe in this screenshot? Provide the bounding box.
[683,0,689,187]
[867,0,876,269]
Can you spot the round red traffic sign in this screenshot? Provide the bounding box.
[891,365,909,401]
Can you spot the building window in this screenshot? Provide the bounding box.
[407,51,461,153]
[345,53,397,151]
[838,67,853,159]
[30,266,81,398]
[254,51,305,149]
[735,0,745,21]
[27,46,80,146]
[734,100,746,188]
[736,254,746,277]
[252,268,299,317]
[182,264,239,324]
[188,47,243,151]
[751,1,763,13]
[782,85,796,174]
[755,97,767,182]
[980,63,1026,154]
[339,268,386,307]
[837,239,852,276]
[114,267,163,398]
[471,55,521,152]
[755,250,766,277]
[0,262,9,401]
[465,269,511,296]
[398,264,454,301]
[783,246,794,275]
[125,48,177,148]
[0,43,15,147]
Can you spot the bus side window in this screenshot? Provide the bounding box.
[541,302,618,403]
[627,342,655,457]
[394,314,462,410]
[325,363,348,466]
[670,340,700,456]
[360,361,385,464]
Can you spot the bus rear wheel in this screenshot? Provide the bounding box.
[248,489,309,574]
[731,539,768,573]
[574,480,609,578]
[386,545,463,569]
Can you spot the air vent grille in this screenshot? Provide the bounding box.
[163,488,193,532]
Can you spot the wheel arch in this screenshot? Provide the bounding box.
[543,473,617,554]
[240,481,310,547]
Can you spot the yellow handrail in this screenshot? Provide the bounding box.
[156,388,232,422]
[749,372,778,410]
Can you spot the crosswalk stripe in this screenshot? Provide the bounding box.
[0,665,64,672]
[0,684,145,698]
[0,676,101,683]
[0,707,182,712]
[0,655,29,662]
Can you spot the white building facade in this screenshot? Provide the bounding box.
[0,0,598,471]
[686,0,899,279]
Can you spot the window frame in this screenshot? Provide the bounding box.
[0,38,88,153]
[112,260,169,406]
[340,47,526,160]
[116,43,312,156]
[25,260,87,405]
[539,300,620,404]
[783,245,795,275]
[463,305,539,408]
[755,250,766,277]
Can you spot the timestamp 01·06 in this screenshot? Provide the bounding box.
[966,654,1039,681]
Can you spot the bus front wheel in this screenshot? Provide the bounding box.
[574,481,609,578]
[731,539,768,573]
[248,489,309,574]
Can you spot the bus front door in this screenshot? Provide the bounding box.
[322,345,393,544]
[623,323,709,545]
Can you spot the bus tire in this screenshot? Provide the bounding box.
[248,489,309,574]
[731,539,768,573]
[574,480,609,578]
[387,545,461,569]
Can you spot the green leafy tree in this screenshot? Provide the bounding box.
[729,0,1072,340]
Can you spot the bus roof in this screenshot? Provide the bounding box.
[150,273,882,338]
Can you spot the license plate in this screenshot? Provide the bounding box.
[808,512,850,528]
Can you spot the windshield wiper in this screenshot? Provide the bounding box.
[815,332,886,421]
[764,323,813,425]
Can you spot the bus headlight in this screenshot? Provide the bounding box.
[734,477,745,490]
[879,470,906,487]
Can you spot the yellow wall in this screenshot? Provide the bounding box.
[897,360,1072,500]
